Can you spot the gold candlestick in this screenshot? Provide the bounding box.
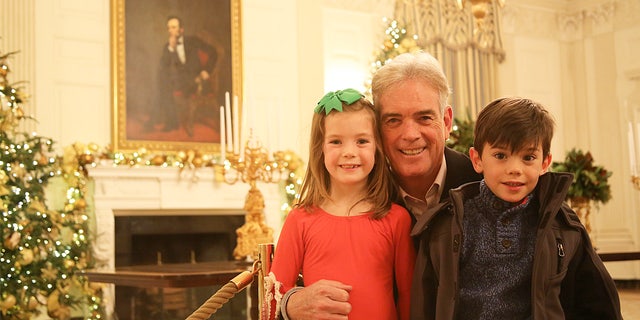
[219,132,294,261]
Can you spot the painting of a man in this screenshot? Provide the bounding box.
[121,0,236,148]
[147,15,219,137]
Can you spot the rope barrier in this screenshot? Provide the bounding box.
[186,261,260,320]
[185,281,241,320]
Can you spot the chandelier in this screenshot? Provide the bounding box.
[456,0,505,20]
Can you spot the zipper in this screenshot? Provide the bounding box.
[556,238,565,274]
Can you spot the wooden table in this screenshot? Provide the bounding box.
[83,260,253,288]
[84,261,258,319]
[598,251,640,262]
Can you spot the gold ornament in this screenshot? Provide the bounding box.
[47,290,71,320]
[176,150,187,161]
[150,154,166,166]
[63,203,74,212]
[0,294,17,313]
[3,232,20,250]
[10,161,27,178]
[37,153,50,166]
[78,153,95,165]
[18,248,34,265]
[28,199,47,214]
[14,107,24,119]
[27,296,39,310]
[87,142,100,153]
[384,39,394,50]
[64,259,75,270]
[0,185,10,196]
[41,262,58,280]
[75,198,87,210]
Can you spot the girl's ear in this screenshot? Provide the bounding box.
[469,147,483,174]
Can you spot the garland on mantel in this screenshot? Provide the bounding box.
[63,142,305,219]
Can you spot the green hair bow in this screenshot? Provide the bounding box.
[314,88,364,115]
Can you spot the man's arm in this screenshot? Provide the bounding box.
[281,280,352,320]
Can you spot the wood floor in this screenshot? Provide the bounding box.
[620,287,640,319]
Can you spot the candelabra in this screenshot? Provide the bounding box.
[219,132,295,261]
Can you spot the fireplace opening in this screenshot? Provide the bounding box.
[130,233,230,265]
[114,213,246,319]
[115,214,244,266]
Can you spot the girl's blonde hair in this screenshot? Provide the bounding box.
[296,97,398,219]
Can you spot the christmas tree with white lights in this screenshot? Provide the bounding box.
[0,50,102,319]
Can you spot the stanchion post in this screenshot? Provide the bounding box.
[257,243,274,320]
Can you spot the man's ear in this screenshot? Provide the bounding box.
[541,153,552,174]
[443,106,453,140]
[469,147,483,174]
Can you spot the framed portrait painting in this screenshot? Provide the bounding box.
[111,0,242,153]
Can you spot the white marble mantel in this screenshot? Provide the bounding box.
[88,165,282,318]
[89,164,282,269]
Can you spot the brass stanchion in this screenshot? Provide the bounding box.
[185,243,275,320]
[258,243,274,320]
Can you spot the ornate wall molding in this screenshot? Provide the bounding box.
[558,11,585,42]
[506,0,625,41]
[501,2,559,38]
[584,2,615,35]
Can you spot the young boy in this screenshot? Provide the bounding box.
[410,97,622,319]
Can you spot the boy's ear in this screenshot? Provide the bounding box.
[541,153,552,174]
[469,147,483,174]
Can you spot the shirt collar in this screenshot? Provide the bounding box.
[399,154,447,216]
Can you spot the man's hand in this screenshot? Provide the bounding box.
[286,280,352,320]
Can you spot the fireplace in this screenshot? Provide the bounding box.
[89,165,282,319]
[115,213,244,266]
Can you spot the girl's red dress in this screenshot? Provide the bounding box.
[268,203,415,320]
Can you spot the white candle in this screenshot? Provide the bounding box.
[233,95,240,154]
[220,106,226,162]
[225,92,233,152]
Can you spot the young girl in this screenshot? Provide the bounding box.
[264,88,415,320]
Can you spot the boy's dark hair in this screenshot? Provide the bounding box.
[474,97,555,158]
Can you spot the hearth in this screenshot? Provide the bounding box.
[114,213,245,319]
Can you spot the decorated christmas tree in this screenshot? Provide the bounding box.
[371,18,420,72]
[0,50,102,319]
[366,18,420,94]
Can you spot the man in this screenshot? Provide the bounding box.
[149,15,218,137]
[280,52,482,319]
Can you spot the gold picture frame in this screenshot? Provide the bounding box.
[110,0,242,153]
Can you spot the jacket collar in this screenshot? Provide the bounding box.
[411,171,574,236]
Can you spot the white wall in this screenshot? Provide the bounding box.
[499,0,640,278]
